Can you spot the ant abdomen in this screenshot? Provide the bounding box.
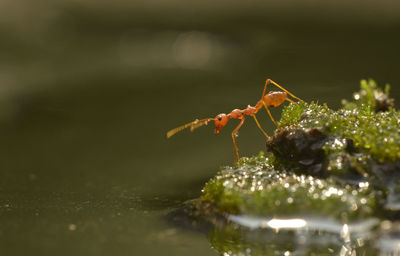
[264,91,287,107]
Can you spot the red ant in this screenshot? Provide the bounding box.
[166,79,303,162]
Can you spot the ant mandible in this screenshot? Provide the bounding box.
[166,79,303,162]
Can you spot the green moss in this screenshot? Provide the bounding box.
[278,80,399,163]
[201,154,376,221]
[342,79,393,111]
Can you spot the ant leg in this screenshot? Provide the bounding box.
[285,98,296,104]
[263,103,278,127]
[252,115,269,138]
[231,118,245,162]
[267,79,303,101]
[261,79,270,100]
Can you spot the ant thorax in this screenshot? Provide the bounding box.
[229,109,243,119]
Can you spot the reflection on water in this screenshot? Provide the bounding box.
[227,215,378,255]
[208,215,380,255]
[227,215,378,235]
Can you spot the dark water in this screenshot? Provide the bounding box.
[0,1,400,255]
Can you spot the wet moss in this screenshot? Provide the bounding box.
[278,80,399,164]
[197,80,398,221]
[201,153,377,221]
[343,79,394,112]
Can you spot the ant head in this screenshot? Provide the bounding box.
[214,113,229,134]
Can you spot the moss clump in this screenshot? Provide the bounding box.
[201,153,376,221]
[343,79,394,112]
[278,82,399,163]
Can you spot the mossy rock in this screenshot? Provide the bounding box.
[201,153,377,222]
[196,79,399,222]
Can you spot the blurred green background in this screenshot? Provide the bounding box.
[0,0,399,255]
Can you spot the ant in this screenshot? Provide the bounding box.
[166,79,303,162]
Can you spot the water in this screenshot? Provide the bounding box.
[0,0,400,255]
